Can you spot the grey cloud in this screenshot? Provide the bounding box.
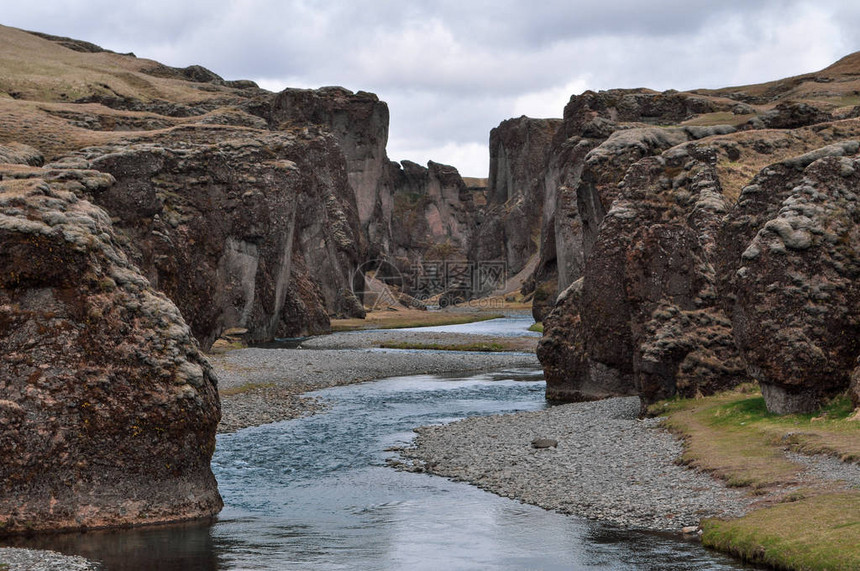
[2,0,858,176]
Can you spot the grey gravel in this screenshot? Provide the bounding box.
[394,396,756,533]
[209,327,860,538]
[211,344,539,433]
[0,548,99,571]
[786,451,860,489]
[300,330,538,351]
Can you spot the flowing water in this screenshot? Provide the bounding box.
[2,317,759,570]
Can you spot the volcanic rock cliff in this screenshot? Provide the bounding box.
[533,54,860,414]
[0,25,366,346]
[0,25,487,347]
[0,155,221,534]
[0,24,487,536]
[268,86,480,299]
[70,124,364,348]
[472,117,560,296]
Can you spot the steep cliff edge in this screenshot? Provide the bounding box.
[472,117,561,288]
[0,26,377,347]
[535,55,860,413]
[268,86,480,302]
[70,125,363,348]
[0,158,221,534]
[0,26,489,333]
[268,87,392,257]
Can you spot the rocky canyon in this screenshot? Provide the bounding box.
[1,21,859,537]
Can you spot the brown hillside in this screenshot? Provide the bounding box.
[0,25,267,159]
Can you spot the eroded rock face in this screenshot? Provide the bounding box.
[529,57,860,414]
[717,149,860,413]
[537,279,638,401]
[751,101,833,130]
[269,87,392,255]
[389,160,476,271]
[530,87,737,320]
[539,142,747,409]
[0,164,221,534]
[581,145,745,408]
[473,117,561,280]
[70,125,364,348]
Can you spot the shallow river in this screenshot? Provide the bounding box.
[3,317,759,570]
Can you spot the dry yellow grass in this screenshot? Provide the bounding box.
[706,119,860,203]
[0,25,257,159]
[656,386,860,569]
[330,309,506,331]
[657,385,860,489]
[0,25,232,104]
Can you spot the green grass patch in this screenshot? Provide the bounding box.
[655,386,860,489]
[702,492,860,570]
[528,322,543,333]
[681,111,755,127]
[220,382,276,396]
[654,386,860,568]
[331,312,504,332]
[379,341,511,352]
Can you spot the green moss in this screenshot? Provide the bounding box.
[528,322,543,333]
[702,493,860,570]
[379,341,510,352]
[654,386,860,569]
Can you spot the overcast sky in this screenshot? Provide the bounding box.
[4,1,860,176]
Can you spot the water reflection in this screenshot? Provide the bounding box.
[397,314,542,337]
[2,521,220,571]
[2,370,759,570]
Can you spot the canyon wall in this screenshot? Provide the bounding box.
[0,27,486,347]
[533,56,860,414]
[0,26,485,535]
[72,125,365,348]
[0,157,221,534]
[471,117,561,287]
[268,86,481,303]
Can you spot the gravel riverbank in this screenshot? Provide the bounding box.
[300,329,539,351]
[211,338,540,433]
[394,396,756,533]
[210,326,761,537]
[0,548,99,571]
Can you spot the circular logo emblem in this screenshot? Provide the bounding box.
[351,259,405,311]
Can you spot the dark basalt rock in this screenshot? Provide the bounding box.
[530,87,735,321]
[717,149,860,413]
[269,87,392,245]
[472,117,561,283]
[541,143,746,410]
[538,278,639,402]
[0,163,221,534]
[388,160,476,287]
[71,124,365,349]
[754,101,834,130]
